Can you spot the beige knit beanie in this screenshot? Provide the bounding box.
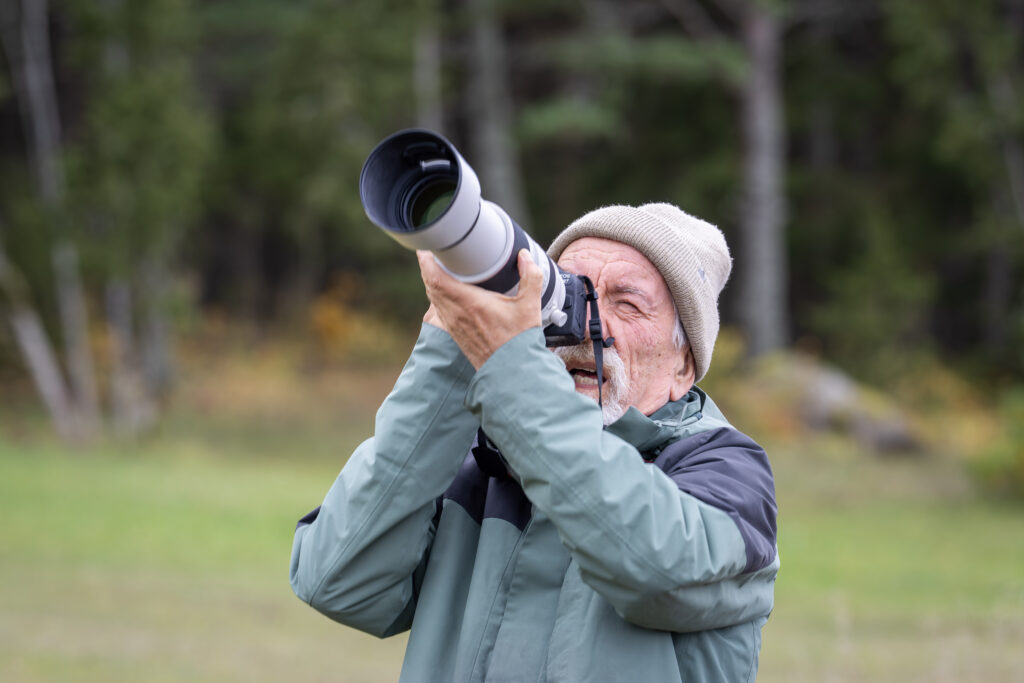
[547,203,732,382]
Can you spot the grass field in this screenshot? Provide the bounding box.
[0,437,409,683]
[2,350,1023,681]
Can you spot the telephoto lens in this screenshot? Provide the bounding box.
[359,129,577,334]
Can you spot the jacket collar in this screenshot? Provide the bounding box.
[605,388,706,458]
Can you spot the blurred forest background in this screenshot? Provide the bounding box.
[1,0,1024,681]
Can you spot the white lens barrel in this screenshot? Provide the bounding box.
[435,204,567,327]
[360,128,568,329]
[434,199,512,282]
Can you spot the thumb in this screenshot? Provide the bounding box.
[515,249,545,301]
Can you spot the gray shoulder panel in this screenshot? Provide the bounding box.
[655,428,777,574]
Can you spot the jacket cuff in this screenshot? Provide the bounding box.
[413,321,474,378]
[464,326,591,421]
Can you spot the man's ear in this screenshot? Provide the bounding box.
[669,348,696,401]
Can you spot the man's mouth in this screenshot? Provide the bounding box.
[569,367,607,388]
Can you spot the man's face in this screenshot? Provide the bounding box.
[554,237,694,421]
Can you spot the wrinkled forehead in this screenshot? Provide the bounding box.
[556,236,672,302]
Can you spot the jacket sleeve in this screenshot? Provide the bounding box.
[463,328,778,633]
[289,323,479,637]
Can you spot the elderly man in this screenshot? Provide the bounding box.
[290,203,778,682]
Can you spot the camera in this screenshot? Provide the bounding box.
[359,129,589,346]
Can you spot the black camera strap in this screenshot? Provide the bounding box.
[580,275,615,408]
[474,277,614,479]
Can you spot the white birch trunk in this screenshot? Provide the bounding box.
[53,243,100,435]
[414,1,444,132]
[465,0,531,226]
[0,244,79,440]
[4,0,62,204]
[737,3,788,356]
[102,0,168,412]
[106,280,156,436]
[982,68,1023,354]
[6,0,100,427]
[139,262,176,401]
[1,0,101,439]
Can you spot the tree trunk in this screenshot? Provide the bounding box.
[106,279,157,436]
[982,67,1023,356]
[139,261,176,401]
[414,0,444,131]
[0,243,79,441]
[103,0,170,411]
[465,0,531,227]
[737,2,788,357]
[983,230,1012,353]
[1,0,101,439]
[805,11,836,173]
[53,243,100,435]
[983,65,1024,232]
[1,0,63,204]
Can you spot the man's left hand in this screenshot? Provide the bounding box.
[418,249,544,369]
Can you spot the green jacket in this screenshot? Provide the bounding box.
[291,324,778,682]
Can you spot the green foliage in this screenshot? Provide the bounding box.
[808,212,936,385]
[878,0,1024,376]
[885,0,1024,187]
[2,0,1024,389]
[195,0,425,318]
[775,0,1024,383]
[0,185,60,320]
[63,0,213,280]
[519,96,620,144]
[551,33,746,87]
[972,388,1024,499]
[0,62,9,102]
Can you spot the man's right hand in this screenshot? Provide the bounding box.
[418,249,543,370]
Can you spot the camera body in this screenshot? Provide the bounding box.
[543,271,589,346]
[359,129,590,347]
